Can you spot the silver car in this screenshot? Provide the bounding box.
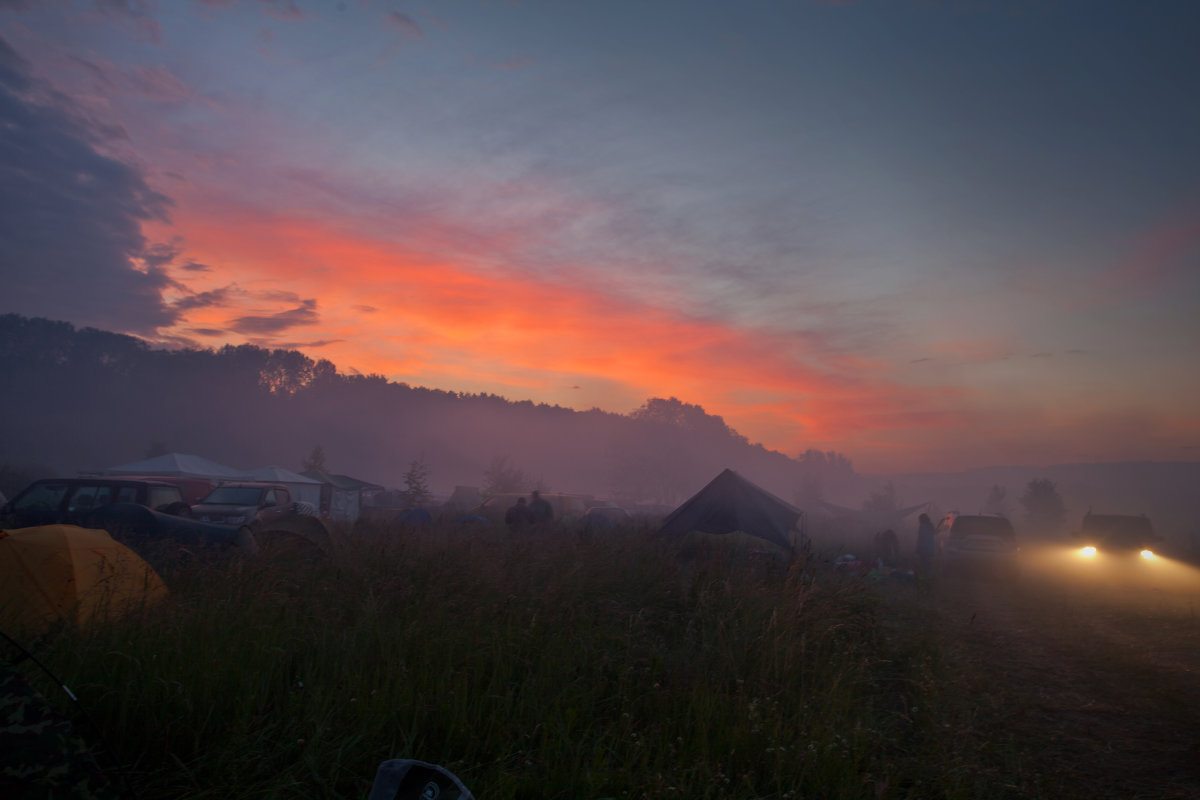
[936,513,1020,580]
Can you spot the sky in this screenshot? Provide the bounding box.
[1,0,1198,473]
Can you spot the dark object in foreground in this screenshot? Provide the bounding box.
[368,759,474,800]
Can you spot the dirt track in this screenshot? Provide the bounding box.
[927,546,1200,799]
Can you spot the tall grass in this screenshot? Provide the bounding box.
[22,525,940,799]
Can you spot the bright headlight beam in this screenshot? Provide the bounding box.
[1140,549,1156,560]
[1080,546,1097,557]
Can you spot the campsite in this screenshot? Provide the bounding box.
[3,466,1199,799]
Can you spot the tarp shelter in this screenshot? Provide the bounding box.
[243,465,323,507]
[659,469,803,553]
[818,500,930,533]
[0,525,167,632]
[105,452,245,481]
[301,469,384,523]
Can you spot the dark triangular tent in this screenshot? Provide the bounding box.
[659,469,803,553]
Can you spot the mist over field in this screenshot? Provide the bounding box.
[2,313,1197,557]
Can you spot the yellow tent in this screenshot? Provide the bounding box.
[0,525,167,632]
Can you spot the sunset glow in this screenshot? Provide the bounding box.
[3,1,1198,472]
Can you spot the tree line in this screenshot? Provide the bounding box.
[0,314,860,504]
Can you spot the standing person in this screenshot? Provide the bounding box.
[874,528,900,567]
[915,513,937,578]
[505,497,533,532]
[528,490,554,530]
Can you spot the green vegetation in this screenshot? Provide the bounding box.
[16,526,1050,799]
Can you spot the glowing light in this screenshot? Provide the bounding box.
[1079,546,1097,557]
[1140,549,1156,560]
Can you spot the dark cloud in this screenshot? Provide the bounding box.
[181,260,212,272]
[230,299,320,335]
[0,35,179,334]
[260,337,342,350]
[172,286,234,312]
[142,240,183,269]
[0,1,34,12]
[353,304,377,313]
[190,327,225,337]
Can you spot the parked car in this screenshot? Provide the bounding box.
[1073,513,1162,561]
[190,482,294,530]
[109,474,215,506]
[0,477,188,529]
[192,482,332,558]
[935,512,1020,580]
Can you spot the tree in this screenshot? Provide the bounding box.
[795,449,856,508]
[862,481,900,513]
[403,456,432,509]
[483,455,528,495]
[1021,478,1066,535]
[301,444,327,473]
[982,484,1010,516]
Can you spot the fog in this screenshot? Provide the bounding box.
[1,315,1197,566]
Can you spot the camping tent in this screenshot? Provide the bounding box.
[243,465,323,507]
[105,453,245,481]
[659,469,803,553]
[0,525,167,632]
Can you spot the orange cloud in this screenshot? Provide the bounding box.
[148,198,950,463]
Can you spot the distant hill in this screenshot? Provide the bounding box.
[0,314,862,506]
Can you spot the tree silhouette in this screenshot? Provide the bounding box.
[862,481,900,513]
[403,456,432,509]
[301,444,327,473]
[982,484,1009,516]
[1021,478,1066,535]
[483,455,528,495]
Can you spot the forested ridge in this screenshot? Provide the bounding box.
[0,314,860,502]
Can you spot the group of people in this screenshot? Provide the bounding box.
[873,513,938,576]
[504,490,554,532]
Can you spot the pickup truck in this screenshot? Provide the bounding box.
[190,482,294,530]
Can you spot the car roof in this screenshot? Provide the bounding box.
[212,481,286,489]
[26,477,179,487]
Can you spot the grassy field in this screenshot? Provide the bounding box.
[9,523,1139,799]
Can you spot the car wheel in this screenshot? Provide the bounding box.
[235,525,259,555]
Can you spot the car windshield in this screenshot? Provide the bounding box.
[200,487,263,506]
[1083,515,1153,547]
[949,516,1015,539]
[13,483,70,511]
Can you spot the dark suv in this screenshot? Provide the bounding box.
[1074,513,1162,560]
[1,477,186,529]
[936,513,1020,580]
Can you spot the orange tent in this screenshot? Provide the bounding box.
[0,525,167,632]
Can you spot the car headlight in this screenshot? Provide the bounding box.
[1140,549,1156,560]
[1079,546,1097,557]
